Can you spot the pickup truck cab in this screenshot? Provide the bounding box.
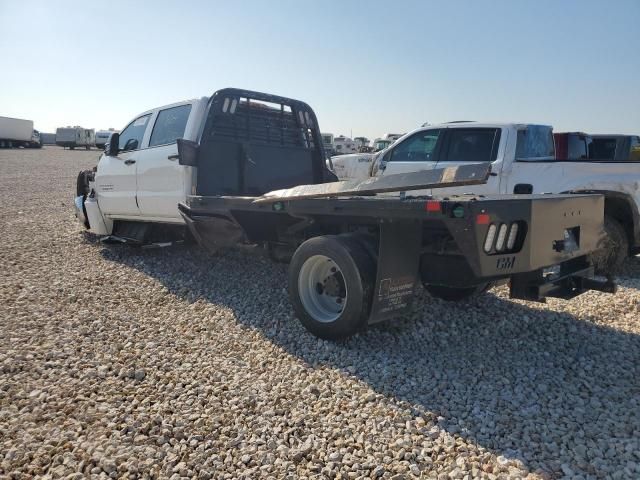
[75,89,336,241]
[75,97,209,237]
[333,122,640,272]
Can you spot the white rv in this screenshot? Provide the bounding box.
[95,129,118,149]
[56,127,96,150]
[333,135,358,155]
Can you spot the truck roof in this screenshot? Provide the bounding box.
[133,97,208,118]
[591,134,638,139]
[426,121,552,130]
[390,122,553,145]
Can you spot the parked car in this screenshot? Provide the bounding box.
[56,127,95,150]
[554,132,592,160]
[74,89,613,339]
[355,122,639,273]
[590,134,640,161]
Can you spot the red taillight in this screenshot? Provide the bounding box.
[425,200,441,213]
[476,213,490,225]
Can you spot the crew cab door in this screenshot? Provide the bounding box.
[135,103,192,218]
[376,129,442,196]
[95,114,151,216]
[434,127,505,195]
[505,126,557,194]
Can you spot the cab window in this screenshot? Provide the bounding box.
[440,128,501,162]
[119,114,151,152]
[149,104,192,147]
[389,129,441,162]
[515,126,555,161]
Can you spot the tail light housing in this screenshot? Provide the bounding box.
[483,221,525,254]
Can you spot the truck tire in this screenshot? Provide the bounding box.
[423,283,490,302]
[289,235,375,340]
[593,216,628,275]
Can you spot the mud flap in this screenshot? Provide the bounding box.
[368,220,422,324]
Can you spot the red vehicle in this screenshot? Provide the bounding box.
[553,132,592,160]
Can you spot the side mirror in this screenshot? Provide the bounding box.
[177,138,199,166]
[106,133,119,156]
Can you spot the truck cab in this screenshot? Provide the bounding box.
[75,89,336,240]
[94,98,207,223]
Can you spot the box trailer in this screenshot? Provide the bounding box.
[0,116,40,148]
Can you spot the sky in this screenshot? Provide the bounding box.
[0,0,638,140]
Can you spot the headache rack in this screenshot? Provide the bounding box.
[179,88,333,198]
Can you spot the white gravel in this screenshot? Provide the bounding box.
[1,147,639,480]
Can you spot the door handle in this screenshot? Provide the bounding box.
[124,159,136,165]
[167,154,179,161]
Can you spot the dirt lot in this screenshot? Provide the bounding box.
[1,147,639,479]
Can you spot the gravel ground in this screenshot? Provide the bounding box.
[1,147,639,480]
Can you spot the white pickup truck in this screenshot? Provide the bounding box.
[331,122,640,272]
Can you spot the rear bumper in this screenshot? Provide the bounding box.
[510,259,616,302]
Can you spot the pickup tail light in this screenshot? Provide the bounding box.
[495,224,509,251]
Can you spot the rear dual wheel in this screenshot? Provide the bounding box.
[289,235,375,340]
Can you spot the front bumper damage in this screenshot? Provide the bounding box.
[74,195,88,228]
